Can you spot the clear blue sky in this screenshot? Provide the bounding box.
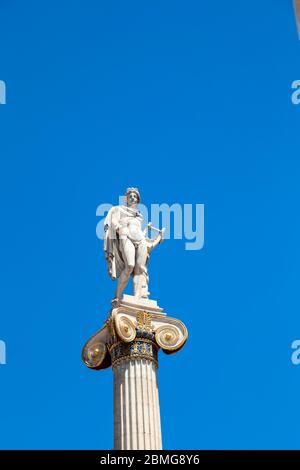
[0,0,299,450]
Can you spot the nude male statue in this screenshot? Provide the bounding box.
[104,188,164,303]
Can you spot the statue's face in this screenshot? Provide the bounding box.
[127,191,139,206]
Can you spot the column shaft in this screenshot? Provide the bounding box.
[113,358,162,450]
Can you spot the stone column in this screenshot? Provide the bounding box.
[82,295,188,451]
[113,358,162,450]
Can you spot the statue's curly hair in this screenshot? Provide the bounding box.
[125,187,141,203]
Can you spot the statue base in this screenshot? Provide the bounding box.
[117,294,165,315]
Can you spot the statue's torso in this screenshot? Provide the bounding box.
[118,206,144,243]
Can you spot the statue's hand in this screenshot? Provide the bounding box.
[147,228,165,251]
[155,228,165,246]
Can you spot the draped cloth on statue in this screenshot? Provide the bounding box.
[104,206,125,280]
[104,205,144,280]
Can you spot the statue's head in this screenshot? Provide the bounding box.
[125,187,140,206]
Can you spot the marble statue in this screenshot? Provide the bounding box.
[104,188,165,303]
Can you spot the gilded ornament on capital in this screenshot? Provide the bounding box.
[155,325,180,351]
[82,341,107,368]
[136,310,153,333]
[115,315,136,342]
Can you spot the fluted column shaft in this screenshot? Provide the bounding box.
[113,357,162,450]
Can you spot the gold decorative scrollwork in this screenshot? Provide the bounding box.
[136,310,153,332]
[82,341,107,368]
[115,315,136,342]
[155,325,181,351]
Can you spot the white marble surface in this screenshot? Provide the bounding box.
[104,188,164,302]
[121,294,164,313]
[114,359,162,450]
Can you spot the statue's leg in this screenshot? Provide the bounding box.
[133,242,149,298]
[115,238,135,301]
